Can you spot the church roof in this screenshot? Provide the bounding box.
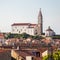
[11,23,37,26]
[46,26,53,31]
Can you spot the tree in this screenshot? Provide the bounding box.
[52,35,60,39]
[32,35,44,40]
[21,33,30,39]
[42,50,60,60]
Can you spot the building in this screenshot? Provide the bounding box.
[37,8,43,35]
[11,48,47,60]
[11,23,37,35]
[11,9,43,36]
[0,49,11,60]
[45,26,55,36]
[0,33,5,46]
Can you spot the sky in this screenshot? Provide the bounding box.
[0,0,60,34]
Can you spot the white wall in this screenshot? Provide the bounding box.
[42,50,48,57]
[26,56,33,60]
[11,25,35,35]
[45,31,55,36]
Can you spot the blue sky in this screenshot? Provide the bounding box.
[0,0,60,34]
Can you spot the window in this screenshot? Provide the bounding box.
[17,29,18,31]
[31,30,32,33]
[32,57,34,60]
[23,27,24,28]
[35,32,37,35]
[36,52,40,57]
[35,30,37,35]
[21,29,22,31]
[25,29,26,31]
[19,31,20,33]
[12,29,14,31]
[32,52,40,57]
[15,26,17,29]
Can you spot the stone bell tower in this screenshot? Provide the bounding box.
[37,8,43,35]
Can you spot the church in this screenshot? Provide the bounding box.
[11,9,55,36]
[11,9,43,36]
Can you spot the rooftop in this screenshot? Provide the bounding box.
[46,26,53,31]
[12,23,37,26]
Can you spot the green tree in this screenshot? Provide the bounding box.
[42,50,60,60]
[32,35,44,40]
[21,33,30,39]
[52,35,60,39]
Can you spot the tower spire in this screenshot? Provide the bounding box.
[37,8,43,35]
[38,8,42,20]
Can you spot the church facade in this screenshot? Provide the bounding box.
[11,9,43,36]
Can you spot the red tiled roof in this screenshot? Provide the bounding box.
[15,50,33,58]
[28,27,34,28]
[0,49,10,53]
[0,33,4,38]
[0,50,5,53]
[11,23,37,26]
[0,49,11,60]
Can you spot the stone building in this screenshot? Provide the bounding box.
[11,9,43,36]
[37,8,43,35]
[0,49,11,60]
[45,26,55,36]
[11,23,37,35]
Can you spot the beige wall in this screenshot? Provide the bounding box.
[26,56,33,60]
[11,50,23,60]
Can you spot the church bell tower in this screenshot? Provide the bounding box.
[37,8,43,35]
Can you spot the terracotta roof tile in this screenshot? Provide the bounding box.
[11,23,37,26]
[0,33,4,38]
